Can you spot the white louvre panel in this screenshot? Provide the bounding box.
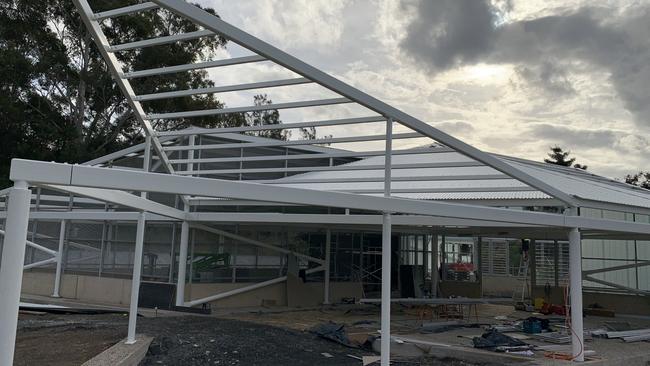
[535,240,556,287]
[481,239,508,276]
[557,241,570,286]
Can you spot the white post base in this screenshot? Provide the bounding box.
[569,227,584,362]
[0,182,32,366]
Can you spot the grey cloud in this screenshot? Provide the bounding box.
[399,1,650,126]
[434,121,475,135]
[400,0,498,69]
[528,123,618,149]
[514,62,575,96]
[526,124,650,157]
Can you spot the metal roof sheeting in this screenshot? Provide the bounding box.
[275,146,650,210]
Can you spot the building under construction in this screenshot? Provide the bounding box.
[1,1,650,365]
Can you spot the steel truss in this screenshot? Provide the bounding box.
[1,2,649,365]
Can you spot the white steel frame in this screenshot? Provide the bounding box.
[1,2,650,365]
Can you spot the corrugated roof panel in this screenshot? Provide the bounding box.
[503,158,650,209]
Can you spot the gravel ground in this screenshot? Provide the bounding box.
[15,312,484,366]
[138,316,482,366]
[15,313,127,366]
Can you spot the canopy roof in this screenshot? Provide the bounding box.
[90,132,650,215]
[4,0,649,238]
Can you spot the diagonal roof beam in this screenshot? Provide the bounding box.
[71,0,177,179]
[43,184,186,220]
[153,0,580,207]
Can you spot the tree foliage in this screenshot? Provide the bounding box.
[625,172,650,189]
[544,146,587,170]
[0,0,291,187]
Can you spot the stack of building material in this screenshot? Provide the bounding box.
[606,328,650,343]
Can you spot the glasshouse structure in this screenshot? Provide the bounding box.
[1,1,650,365]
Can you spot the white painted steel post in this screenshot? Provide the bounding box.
[52,219,67,297]
[126,136,151,344]
[176,220,189,306]
[176,135,195,306]
[569,227,584,362]
[381,118,393,366]
[126,211,146,344]
[0,181,32,366]
[324,228,331,305]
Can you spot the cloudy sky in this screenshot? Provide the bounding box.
[193,0,650,179]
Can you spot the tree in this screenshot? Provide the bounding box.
[544,146,587,170]
[299,126,317,140]
[0,0,284,187]
[244,94,289,141]
[625,172,650,189]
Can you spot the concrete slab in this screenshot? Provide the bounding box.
[82,334,153,366]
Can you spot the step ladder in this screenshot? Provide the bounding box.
[513,239,531,304]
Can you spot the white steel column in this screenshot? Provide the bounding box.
[176,220,189,306]
[126,212,146,344]
[52,219,67,297]
[380,118,393,366]
[176,135,195,306]
[323,228,331,305]
[0,181,32,366]
[569,227,584,362]
[126,136,151,344]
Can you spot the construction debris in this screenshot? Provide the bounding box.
[419,321,481,334]
[310,322,359,348]
[605,328,650,342]
[472,330,527,350]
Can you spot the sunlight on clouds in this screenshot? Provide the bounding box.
[456,64,513,84]
[197,0,648,178]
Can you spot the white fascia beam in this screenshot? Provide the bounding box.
[152,0,579,207]
[3,159,604,230]
[12,159,650,234]
[42,184,186,220]
[23,211,173,221]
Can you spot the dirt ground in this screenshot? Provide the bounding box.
[14,311,482,366]
[15,313,128,366]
